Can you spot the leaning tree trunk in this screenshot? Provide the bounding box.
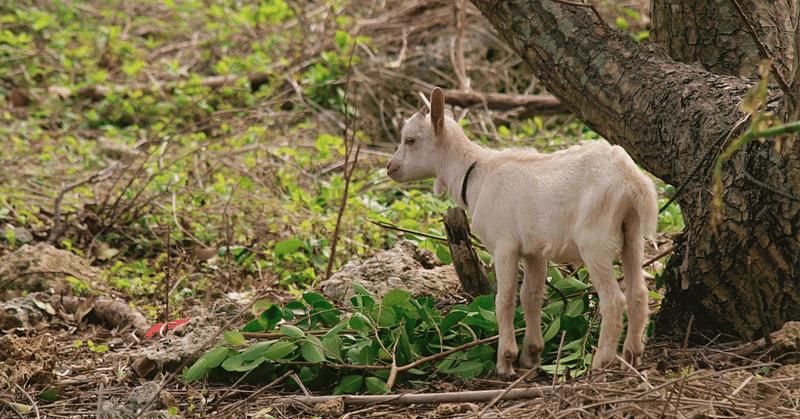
[651,0,797,80]
[468,0,800,341]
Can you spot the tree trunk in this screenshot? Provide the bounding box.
[467,0,800,341]
[651,0,797,79]
[443,208,496,297]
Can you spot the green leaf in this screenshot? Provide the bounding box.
[351,282,372,296]
[547,265,564,282]
[281,324,306,339]
[322,335,343,361]
[381,289,411,307]
[478,307,497,323]
[543,316,561,342]
[615,16,629,30]
[242,318,266,332]
[465,345,495,361]
[337,375,363,394]
[365,376,391,395]
[441,310,468,332]
[435,244,452,264]
[552,276,591,294]
[259,304,284,331]
[358,345,375,365]
[222,354,266,372]
[543,300,565,316]
[564,298,585,318]
[262,341,297,360]
[274,239,307,258]
[349,312,371,330]
[284,301,307,318]
[350,294,375,309]
[447,361,484,380]
[311,300,341,326]
[370,306,398,327]
[558,350,585,364]
[224,331,246,346]
[302,292,327,305]
[323,319,350,339]
[239,341,273,361]
[36,386,63,402]
[301,340,325,363]
[470,295,495,311]
[183,347,230,381]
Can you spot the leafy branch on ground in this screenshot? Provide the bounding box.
[184,268,605,393]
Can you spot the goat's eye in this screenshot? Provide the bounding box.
[405,138,415,145]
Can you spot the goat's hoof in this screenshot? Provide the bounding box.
[519,348,541,369]
[622,348,641,369]
[496,363,515,379]
[590,351,616,371]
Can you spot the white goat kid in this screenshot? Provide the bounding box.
[387,88,658,377]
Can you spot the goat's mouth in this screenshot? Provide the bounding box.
[386,163,401,181]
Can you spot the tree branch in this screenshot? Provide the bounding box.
[415,84,566,115]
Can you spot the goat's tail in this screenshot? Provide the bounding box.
[632,180,658,241]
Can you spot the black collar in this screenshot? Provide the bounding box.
[461,161,478,208]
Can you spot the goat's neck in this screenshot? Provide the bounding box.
[435,138,487,209]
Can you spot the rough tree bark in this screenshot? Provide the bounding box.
[443,207,496,297]
[467,0,800,341]
[651,0,797,80]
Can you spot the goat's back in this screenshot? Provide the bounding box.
[470,140,656,262]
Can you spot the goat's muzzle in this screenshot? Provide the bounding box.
[386,160,401,181]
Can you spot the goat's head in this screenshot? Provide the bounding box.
[387,88,453,185]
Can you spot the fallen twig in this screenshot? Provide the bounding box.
[271,386,560,407]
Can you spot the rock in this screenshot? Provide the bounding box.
[318,240,459,301]
[0,242,102,292]
[128,312,229,379]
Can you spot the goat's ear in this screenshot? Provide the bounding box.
[444,109,454,119]
[430,88,445,137]
[417,105,429,117]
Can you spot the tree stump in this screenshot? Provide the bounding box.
[443,207,496,297]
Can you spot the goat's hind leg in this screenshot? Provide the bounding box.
[621,223,649,368]
[583,252,626,371]
[519,255,547,370]
[493,247,521,378]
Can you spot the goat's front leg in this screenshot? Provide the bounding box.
[519,255,547,370]
[493,247,520,378]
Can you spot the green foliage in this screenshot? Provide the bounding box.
[186,275,603,392]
